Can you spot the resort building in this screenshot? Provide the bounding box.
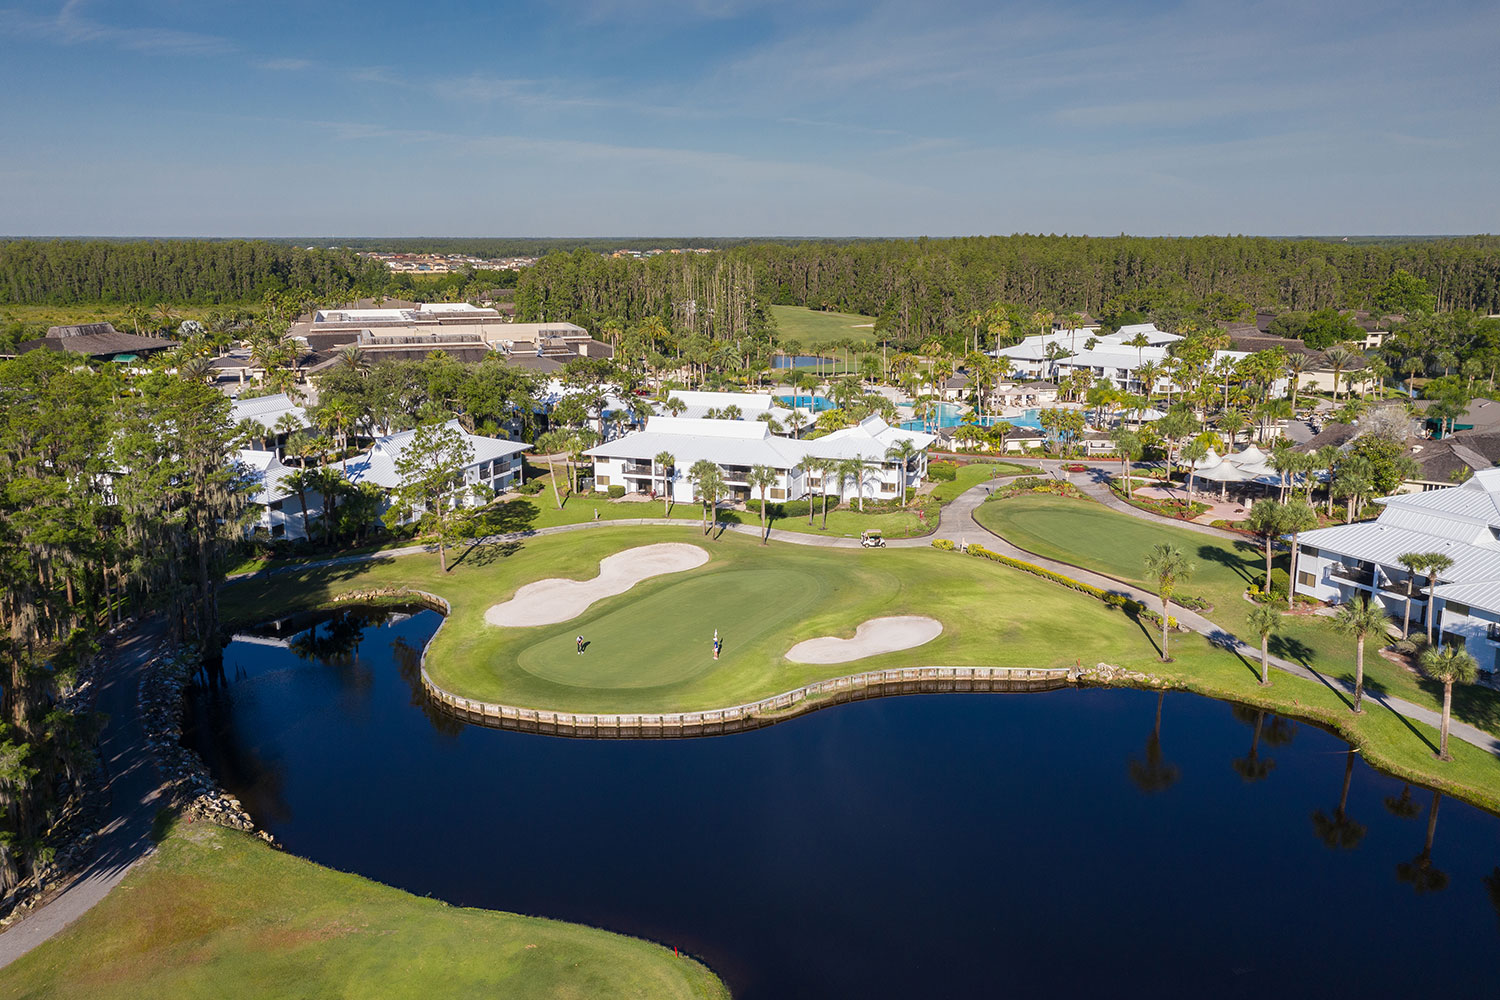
[19,323,177,363]
[238,449,319,541]
[995,323,1279,395]
[293,305,611,370]
[229,392,310,451]
[1293,469,1500,673]
[344,420,530,522]
[585,415,934,504]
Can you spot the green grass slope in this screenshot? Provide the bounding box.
[0,819,728,1000]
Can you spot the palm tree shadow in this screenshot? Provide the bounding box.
[1127,606,1162,658]
[1207,628,1261,681]
[1271,634,1356,710]
[1198,543,1255,584]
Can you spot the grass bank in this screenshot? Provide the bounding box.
[0,818,728,1000]
[973,491,1500,737]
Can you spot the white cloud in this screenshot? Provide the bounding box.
[0,0,231,55]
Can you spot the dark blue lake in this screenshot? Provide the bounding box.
[186,607,1500,999]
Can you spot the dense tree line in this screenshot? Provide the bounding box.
[0,351,243,897]
[514,236,1500,346]
[515,250,771,341]
[0,240,389,306]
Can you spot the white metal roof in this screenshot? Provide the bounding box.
[586,415,934,470]
[237,449,299,504]
[344,420,529,489]
[229,393,309,433]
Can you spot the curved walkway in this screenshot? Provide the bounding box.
[959,470,1500,759]
[0,621,170,969]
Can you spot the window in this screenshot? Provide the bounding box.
[1302,547,1318,560]
[771,488,786,500]
[1446,601,1470,618]
[1298,572,1316,588]
[596,475,610,487]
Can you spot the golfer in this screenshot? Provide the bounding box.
[576,635,585,655]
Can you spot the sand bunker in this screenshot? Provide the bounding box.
[485,543,709,627]
[784,616,943,664]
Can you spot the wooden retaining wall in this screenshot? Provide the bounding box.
[338,587,1074,739]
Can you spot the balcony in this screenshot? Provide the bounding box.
[1378,580,1426,601]
[1329,564,1374,587]
[622,462,653,476]
[1488,623,1500,643]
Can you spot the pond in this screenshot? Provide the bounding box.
[187,606,1500,999]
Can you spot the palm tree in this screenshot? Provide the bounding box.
[1112,428,1143,496]
[1247,603,1282,686]
[1418,552,1455,643]
[534,429,570,510]
[1323,346,1361,401]
[1143,543,1194,660]
[687,459,724,535]
[664,397,687,418]
[1281,500,1319,610]
[814,458,838,529]
[1334,595,1391,713]
[1180,436,1210,496]
[1246,499,1286,591]
[338,343,370,376]
[654,450,676,516]
[1312,749,1367,850]
[747,464,779,544]
[1419,643,1478,760]
[835,457,865,513]
[1395,552,1426,638]
[884,440,919,506]
[282,467,318,542]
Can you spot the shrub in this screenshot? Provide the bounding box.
[746,499,824,519]
[517,481,546,495]
[927,461,959,482]
[607,485,626,499]
[931,538,956,551]
[1256,569,1291,600]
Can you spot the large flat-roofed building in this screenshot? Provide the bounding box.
[293,304,610,371]
[1293,468,1500,673]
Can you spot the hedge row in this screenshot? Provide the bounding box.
[950,542,1177,630]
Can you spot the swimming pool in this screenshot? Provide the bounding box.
[777,394,836,412]
[898,404,1044,432]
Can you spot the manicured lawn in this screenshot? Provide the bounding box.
[768,304,879,348]
[221,527,1171,714]
[0,819,727,1000]
[929,462,1038,504]
[974,492,1500,736]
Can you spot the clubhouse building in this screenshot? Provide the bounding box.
[1294,468,1500,673]
[585,414,935,504]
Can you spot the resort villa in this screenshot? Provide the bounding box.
[344,420,531,522]
[586,414,936,504]
[995,323,1280,395]
[230,393,311,453]
[238,449,318,540]
[1294,468,1500,673]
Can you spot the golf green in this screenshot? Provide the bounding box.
[515,567,828,688]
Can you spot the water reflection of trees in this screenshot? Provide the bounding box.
[1484,868,1500,929]
[1395,791,1448,895]
[1231,707,1295,784]
[1311,749,1366,850]
[1128,691,1180,795]
[1383,783,1423,820]
[289,609,376,699]
[391,635,464,739]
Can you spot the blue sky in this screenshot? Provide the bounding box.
[0,0,1495,236]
